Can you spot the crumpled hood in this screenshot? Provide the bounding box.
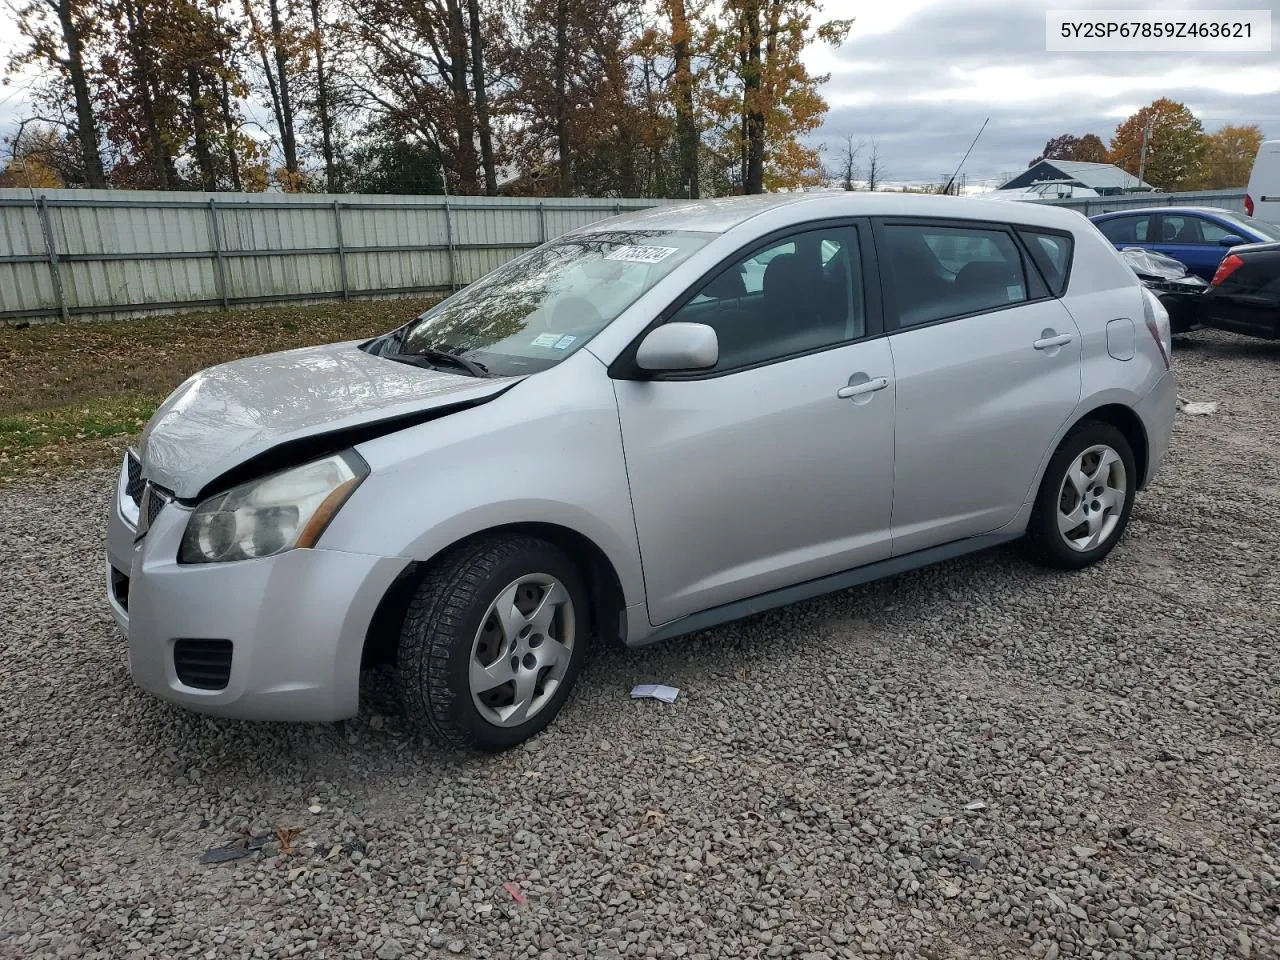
[139,341,519,499]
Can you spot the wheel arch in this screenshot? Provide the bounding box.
[361,522,628,668]
[1075,402,1150,489]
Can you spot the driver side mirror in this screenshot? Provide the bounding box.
[635,322,719,373]
[1219,234,1246,247]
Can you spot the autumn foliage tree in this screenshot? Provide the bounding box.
[1074,133,1107,163]
[8,0,853,197]
[1197,123,1265,190]
[8,0,108,186]
[1110,98,1207,191]
[704,0,851,193]
[1029,132,1108,166]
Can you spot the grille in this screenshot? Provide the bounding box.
[125,451,144,507]
[173,639,233,690]
[145,485,167,529]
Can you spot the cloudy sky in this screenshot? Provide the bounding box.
[809,0,1280,187]
[1,0,1278,187]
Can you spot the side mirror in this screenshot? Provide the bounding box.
[1219,234,1246,247]
[635,322,719,373]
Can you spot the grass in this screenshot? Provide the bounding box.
[0,297,439,486]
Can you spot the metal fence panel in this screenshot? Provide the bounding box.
[1046,188,1248,217]
[0,189,672,324]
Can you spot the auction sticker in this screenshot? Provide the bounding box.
[604,245,679,264]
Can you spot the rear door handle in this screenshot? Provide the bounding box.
[1033,333,1073,350]
[836,376,890,399]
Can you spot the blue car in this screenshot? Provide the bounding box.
[1091,206,1280,280]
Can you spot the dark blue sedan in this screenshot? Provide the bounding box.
[1091,206,1280,280]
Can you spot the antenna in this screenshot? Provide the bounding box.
[943,117,989,196]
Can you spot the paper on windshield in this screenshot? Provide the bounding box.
[605,245,679,264]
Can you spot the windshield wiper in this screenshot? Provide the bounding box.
[385,346,488,378]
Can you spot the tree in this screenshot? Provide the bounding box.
[864,138,884,190]
[347,125,444,193]
[1198,124,1265,190]
[242,0,303,180]
[1074,133,1107,163]
[1030,133,1079,166]
[1030,132,1108,167]
[8,0,109,186]
[344,0,491,194]
[466,0,496,195]
[831,133,859,190]
[666,0,700,199]
[706,0,852,193]
[307,0,339,191]
[1110,98,1207,191]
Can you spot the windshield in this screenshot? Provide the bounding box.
[1230,215,1280,241]
[371,229,712,377]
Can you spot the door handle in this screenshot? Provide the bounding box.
[1033,333,1073,350]
[836,376,890,399]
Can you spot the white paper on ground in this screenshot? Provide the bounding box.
[630,683,680,703]
[1180,401,1218,415]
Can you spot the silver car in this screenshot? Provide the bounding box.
[106,194,1176,750]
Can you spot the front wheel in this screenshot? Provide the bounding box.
[1024,421,1137,570]
[397,536,589,751]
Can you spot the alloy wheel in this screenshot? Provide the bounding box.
[1057,443,1128,552]
[469,574,576,727]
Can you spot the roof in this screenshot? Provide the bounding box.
[576,195,806,234]
[1091,206,1241,219]
[574,191,1092,236]
[1028,160,1155,191]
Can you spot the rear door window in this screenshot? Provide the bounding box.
[1097,215,1154,244]
[1159,215,1206,244]
[880,222,1034,328]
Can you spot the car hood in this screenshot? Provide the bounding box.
[138,341,521,499]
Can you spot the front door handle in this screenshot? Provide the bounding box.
[1033,333,1073,350]
[836,376,890,399]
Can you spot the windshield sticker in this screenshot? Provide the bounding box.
[531,332,561,347]
[604,244,679,264]
[553,335,577,350]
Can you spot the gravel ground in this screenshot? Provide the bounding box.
[2,329,1279,960]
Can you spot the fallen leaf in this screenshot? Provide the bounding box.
[275,826,303,855]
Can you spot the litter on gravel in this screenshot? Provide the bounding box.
[630,682,680,702]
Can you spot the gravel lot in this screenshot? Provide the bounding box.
[2,330,1278,960]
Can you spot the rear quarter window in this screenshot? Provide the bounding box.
[1017,228,1074,297]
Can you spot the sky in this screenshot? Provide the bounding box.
[809,0,1280,187]
[2,0,1278,188]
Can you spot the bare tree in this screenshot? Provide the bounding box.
[309,0,339,191]
[831,133,860,190]
[864,138,885,191]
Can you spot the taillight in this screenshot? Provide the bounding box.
[1244,193,1254,217]
[1140,287,1172,370]
[1211,254,1244,287]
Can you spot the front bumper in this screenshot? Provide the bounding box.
[106,471,410,722]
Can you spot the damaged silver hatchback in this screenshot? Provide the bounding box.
[108,193,1175,750]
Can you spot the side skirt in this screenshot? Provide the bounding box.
[629,532,1021,648]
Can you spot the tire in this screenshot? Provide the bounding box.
[397,535,589,752]
[1023,421,1137,571]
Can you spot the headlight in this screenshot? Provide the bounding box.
[179,451,368,564]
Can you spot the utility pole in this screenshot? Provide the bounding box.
[1137,120,1154,185]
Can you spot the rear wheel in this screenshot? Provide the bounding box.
[397,535,589,751]
[1024,421,1136,570]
